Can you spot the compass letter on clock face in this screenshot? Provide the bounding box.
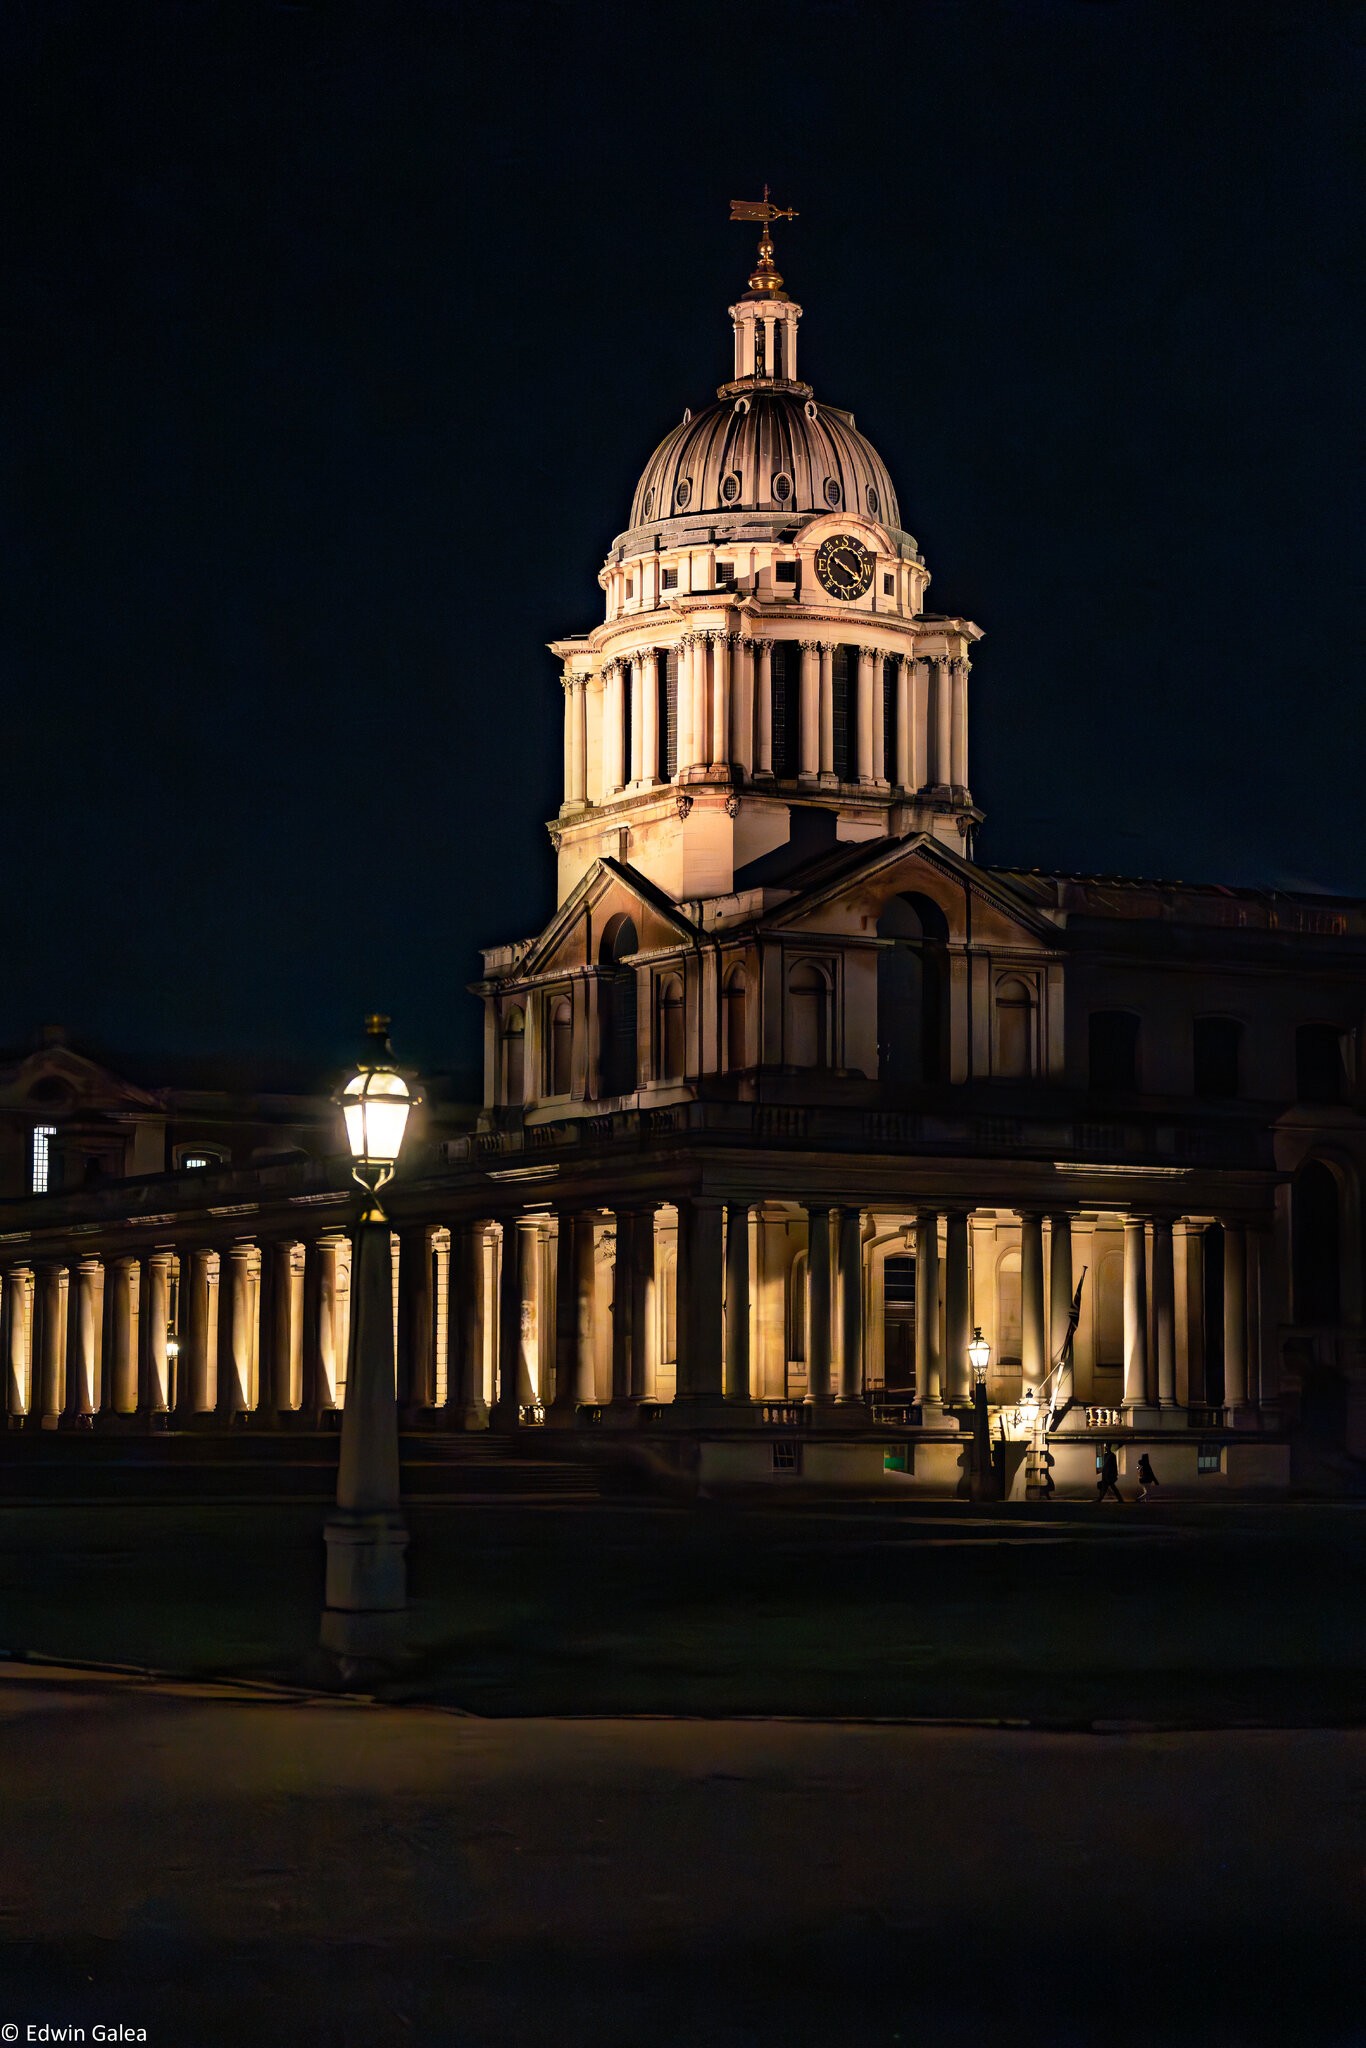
[814,534,874,600]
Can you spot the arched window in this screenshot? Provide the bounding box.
[1293,1161,1341,1325]
[1089,1011,1140,1094]
[788,961,831,1069]
[1194,1017,1242,1099]
[996,1250,1023,1363]
[546,997,572,1097]
[724,967,747,1072]
[657,975,685,1082]
[1095,1249,1124,1369]
[789,1250,808,1366]
[1296,1023,1345,1105]
[502,1008,525,1105]
[599,916,639,1096]
[876,892,949,1088]
[995,977,1035,1080]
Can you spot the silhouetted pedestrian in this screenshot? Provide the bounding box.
[1040,1447,1056,1498]
[1096,1444,1123,1502]
[1137,1453,1159,1501]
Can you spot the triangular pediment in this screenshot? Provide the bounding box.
[760,833,1062,947]
[0,1045,164,1116]
[513,859,698,980]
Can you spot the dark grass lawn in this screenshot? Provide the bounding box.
[0,1496,1361,1724]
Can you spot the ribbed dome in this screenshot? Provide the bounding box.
[626,390,901,537]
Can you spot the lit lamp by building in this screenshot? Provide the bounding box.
[967,1325,997,1502]
[165,1329,180,1416]
[321,1015,421,1673]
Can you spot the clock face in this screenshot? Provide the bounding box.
[814,533,874,600]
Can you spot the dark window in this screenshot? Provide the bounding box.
[877,892,950,1088]
[882,656,896,779]
[1293,1161,1340,1324]
[1197,1443,1221,1474]
[1202,1225,1225,1403]
[716,561,735,585]
[882,573,894,596]
[771,642,801,778]
[659,648,679,778]
[1295,1023,1344,1104]
[775,559,797,585]
[624,578,634,599]
[1194,1017,1241,1098]
[658,977,685,1081]
[772,474,793,504]
[661,567,678,591]
[772,323,784,378]
[1089,1012,1140,1093]
[724,968,747,1071]
[754,323,766,375]
[621,665,633,781]
[788,962,831,1069]
[771,1439,800,1472]
[503,1009,525,1104]
[599,917,639,1097]
[831,646,856,781]
[547,998,572,1097]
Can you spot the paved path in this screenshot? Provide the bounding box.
[0,1664,1360,2046]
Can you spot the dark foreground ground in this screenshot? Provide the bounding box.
[0,1497,1362,2045]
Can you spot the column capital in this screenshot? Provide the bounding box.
[857,643,879,661]
[799,638,822,653]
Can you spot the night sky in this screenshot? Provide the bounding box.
[6,1,1362,1088]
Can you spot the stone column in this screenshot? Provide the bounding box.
[69,1256,101,1426]
[603,661,624,793]
[562,673,576,805]
[1152,1216,1177,1407]
[572,678,588,803]
[943,1212,971,1401]
[1123,1217,1149,1410]
[108,1256,139,1415]
[221,1241,257,1417]
[914,1215,941,1406]
[1021,1213,1046,1395]
[629,657,645,784]
[269,1241,304,1413]
[894,657,912,789]
[639,648,659,784]
[755,640,773,776]
[1223,1222,1249,1410]
[1049,1214,1074,1381]
[1175,1221,1205,1406]
[630,1207,656,1400]
[709,632,731,774]
[911,658,929,789]
[935,657,953,787]
[676,637,695,772]
[5,1266,34,1422]
[723,1201,751,1402]
[799,641,820,780]
[37,1263,67,1429]
[836,1206,864,1403]
[396,1224,434,1413]
[676,1197,724,1402]
[181,1247,217,1414]
[804,1204,832,1406]
[610,1208,637,1407]
[856,647,876,785]
[493,1220,524,1427]
[733,638,754,777]
[518,1220,542,1410]
[951,658,969,789]
[550,1210,593,1419]
[141,1251,173,1421]
[818,644,835,782]
[447,1221,489,1428]
[315,1232,347,1412]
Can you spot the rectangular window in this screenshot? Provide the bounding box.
[883,573,895,596]
[770,642,800,777]
[1089,1011,1140,1093]
[1197,1442,1222,1474]
[775,560,797,585]
[661,567,678,591]
[882,656,896,780]
[771,1439,801,1473]
[831,645,856,780]
[31,1125,56,1194]
[716,561,735,585]
[1194,1017,1241,1099]
[624,578,634,600]
[181,1154,214,1171]
[621,664,633,782]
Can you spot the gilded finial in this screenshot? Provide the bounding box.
[729,185,797,295]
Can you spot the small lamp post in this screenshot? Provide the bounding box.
[320,1015,421,1673]
[967,1325,996,1502]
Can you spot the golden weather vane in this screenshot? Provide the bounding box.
[729,185,797,294]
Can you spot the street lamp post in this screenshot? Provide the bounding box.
[967,1325,997,1502]
[320,1015,421,1673]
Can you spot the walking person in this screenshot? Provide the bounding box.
[1136,1453,1160,1502]
[1096,1443,1124,1502]
[1040,1446,1056,1499]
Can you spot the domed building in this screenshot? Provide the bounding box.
[1,220,1362,1496]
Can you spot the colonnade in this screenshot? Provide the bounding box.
[562,644,970,805]
[0,1201,1260,1430]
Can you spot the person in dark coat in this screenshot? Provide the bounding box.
[1096,1444,1124,1502]
[1136,1453,1159,1501]
[1040,1447,1056,1498]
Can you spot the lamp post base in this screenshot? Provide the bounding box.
[321,1510,409,1667]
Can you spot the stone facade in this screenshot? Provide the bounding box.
[1,250,1362,1489]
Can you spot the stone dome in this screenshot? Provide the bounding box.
[625,389,902,539]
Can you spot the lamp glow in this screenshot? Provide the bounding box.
[967,1326,991,1382]
[335,1015,421,1188]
